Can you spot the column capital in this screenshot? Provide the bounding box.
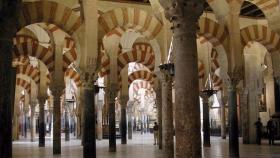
[275,76,280,85]
[50,84,65,97]
[227,67,243,90]
[120,95,129,108]
[38,95,48,105]
[160,0,204,37]
[80,70,98,90]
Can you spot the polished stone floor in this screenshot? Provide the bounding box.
[13,133,280,158]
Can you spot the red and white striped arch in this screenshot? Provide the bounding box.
[132,81,153,94]
[128,70,154,85]
[198,17,228,48]
[98,8,162,39]
[17,65,40,84]
[12,56,30,66]
[240,25,280,52]
[246,0,279,17]
[13,42,54,72]
[65,68,82,87]
[16,78,31,94]
[18,1,82,35]
[13,35,38,45]
[99,47,110,77]
[117,42,155,74]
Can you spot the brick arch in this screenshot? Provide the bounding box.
[128,70,154,85]
[13,42,54,72]
[13,35,38,45]
[98,7,163,40]
[18,1,82,35]
[240,24,280,52]
[117,42,155,74]
[16,78,31,94]
[245,0,279,17]
[13,56,30,66]
[98,46,110,77]
[17,64,40,85]
[198,60,205,79]
[198,17,228,48]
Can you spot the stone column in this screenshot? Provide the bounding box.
[64,102,70,141]
[221,96,227,139]
[201,94,211,147]
[120,95,129,144]
[275,77,280,112]
[228,79,240,158]
[38,96,47,147]
[13,96,20,140]
[160,1,204,157]
[155,82,163,149]
[30,101,36,142]
[83,81,96,158]
[127,101,134,140]
[161,73,174,158]
[52,86,64,155]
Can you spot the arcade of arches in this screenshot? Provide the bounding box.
[1,0,280,158]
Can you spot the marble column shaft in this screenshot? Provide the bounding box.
[201,95,211,147]
[64,104,70,141]
[97,104,103,140]
[120,96,128,144]
[127,103,133,140]
[108,83,117,152]
[221,97,227,139]
[30,103,36,142]
[38,96,46,147]
[156,84,163,149]
[228,82,239,158]
[162,1,204,157]
[83,84,96,158]
[52,87,63,155]
[161,74,174,158]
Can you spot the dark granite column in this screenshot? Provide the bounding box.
[228,79,240,158]
[275,77,280,112]
[52,86,64,155]
[221,97,227,139]
[120,95,128,144]
[64,104,70,141]
[38,96,47,147]
[108,83,117,152]
[127,101,133,140]
[161,74,174,158]
[0,37,14,158]
[83,83,96,158]
[0,2,20,157]
[201,94,210,147]
[160,1,204,157]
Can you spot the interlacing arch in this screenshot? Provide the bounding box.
[18,1,82,35]
[117,42,155,74]
[240,24,280,52]
[13,56,30,66]
[98,7,163,40]
[128,70,154,85]
[17,65,40,85]
[16,78,31,94]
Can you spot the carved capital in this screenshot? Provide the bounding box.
[227,67,244,90]
[50,84,64,97]
[38,95,48,105]
[80,70,97,90]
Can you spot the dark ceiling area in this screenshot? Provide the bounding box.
[204,1,265,18]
